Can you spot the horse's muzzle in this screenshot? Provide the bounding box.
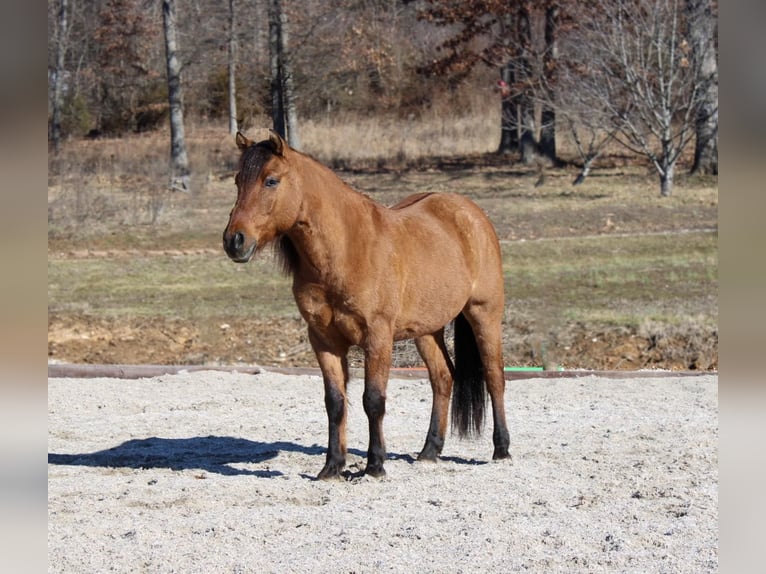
[223,230,256,263]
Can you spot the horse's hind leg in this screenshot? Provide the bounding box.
[463,307,511,460]
[415,330,454,461]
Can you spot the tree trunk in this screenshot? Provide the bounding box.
[573,156,594,186]
[539,4,559,164]
[50,0,69,154]
[659,145,675,197]
[687,0,718,175]
[498,64,519,154]
[497,11,518,155]
[227,0,238,135]
[278,0,300,149]
[539,111,555,163]
[517,6,538,165]
[268,0,285,139]
[162,0,190,191]
[660,163,674,197]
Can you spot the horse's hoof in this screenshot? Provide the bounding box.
[364,465,386,478]
[317,464,345,480]
[492,448,512,461]
[417,449,439,462]
[417,454,438,463]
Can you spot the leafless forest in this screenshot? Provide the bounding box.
[48,0,718,195]
[48,1,718,372]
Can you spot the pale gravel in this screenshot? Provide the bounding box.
[48,370,718,573]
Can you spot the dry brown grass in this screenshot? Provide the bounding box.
[301,110,500,167]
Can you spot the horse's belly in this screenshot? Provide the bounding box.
[393,283,470,340]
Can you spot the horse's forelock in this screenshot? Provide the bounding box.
[238,142,274,187]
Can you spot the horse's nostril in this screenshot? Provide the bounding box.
[224,229,254,262]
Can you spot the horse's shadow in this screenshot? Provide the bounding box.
[48,436,487,479]
[48,436,336,478]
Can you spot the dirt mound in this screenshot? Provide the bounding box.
[48,314,717,371]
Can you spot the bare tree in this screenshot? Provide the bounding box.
[49,0,70,154]
[279,3,300,149]
[560,110,621,185]
[498,70,520,153]
[227,0,238,135]
[686,0,717,175]
[93,0,164,134]
[418,1,543,158]
[545,7,625,184]
[516,5,539,164]
[550,58,621,184]
[574,0,705,196]
[498,10,520,154]
[268,0,300,149]
[162,0,190,191]
[538,2,559,164]
[268,0,285,137]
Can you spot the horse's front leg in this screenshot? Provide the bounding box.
[363,338,393,477]
[310,330,350,480]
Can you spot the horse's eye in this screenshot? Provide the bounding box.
[264,176,279,188]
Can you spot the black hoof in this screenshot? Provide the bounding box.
[417,436,443,462]
[492,447,512,460]
[317,462,345,480]
[364,464,387,478]
[417,446,440,462]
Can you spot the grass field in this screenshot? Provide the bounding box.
[48,120,717,371]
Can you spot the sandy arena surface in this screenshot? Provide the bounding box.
[48,370,718,573]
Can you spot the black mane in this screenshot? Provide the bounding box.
[276,235,300,276]
[238,142,274,188]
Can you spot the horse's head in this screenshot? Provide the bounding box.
[223,130,300,263]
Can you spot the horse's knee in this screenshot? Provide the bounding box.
[362,387,386,419]
[324,384,346,422]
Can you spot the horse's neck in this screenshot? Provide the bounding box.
[289,157,377,279]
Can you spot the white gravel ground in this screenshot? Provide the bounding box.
[48,370,718,573]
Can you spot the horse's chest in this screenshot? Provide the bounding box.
[293,283,366,345]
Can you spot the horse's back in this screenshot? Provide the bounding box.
[393,192,501,262]
[388,192,504,328]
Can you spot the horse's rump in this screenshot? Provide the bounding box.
[388,192,504,317]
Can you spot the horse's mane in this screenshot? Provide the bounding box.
[237,141,275,187]
[276,235,300,276]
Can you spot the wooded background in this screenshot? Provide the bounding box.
[48,0,717,196]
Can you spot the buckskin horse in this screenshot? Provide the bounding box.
[223,130,510,479]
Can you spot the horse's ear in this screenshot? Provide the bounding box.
[236,131,254,151]
[267,129,286,156]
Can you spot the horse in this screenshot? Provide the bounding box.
[223,130,511,479]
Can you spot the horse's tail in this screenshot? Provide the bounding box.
[451,313,486,438]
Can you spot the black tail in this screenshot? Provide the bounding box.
[451,313,486,438]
